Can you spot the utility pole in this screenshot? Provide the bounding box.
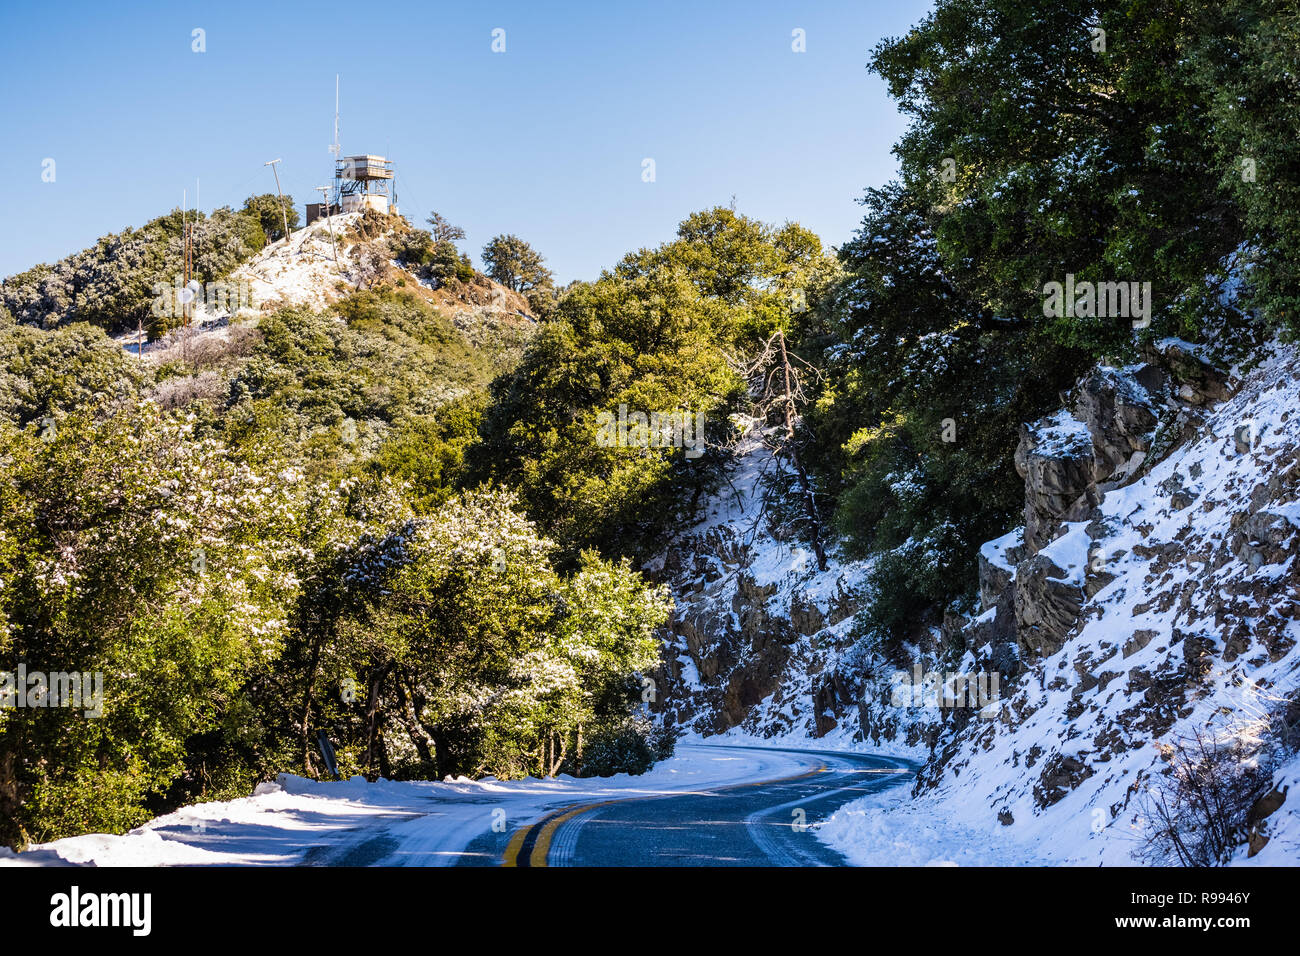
[315,185,339,266]
[264,158,291,250]
[182,189,189,365]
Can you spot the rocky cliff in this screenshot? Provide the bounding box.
[649,427,943,752]
[657,339,1300,864]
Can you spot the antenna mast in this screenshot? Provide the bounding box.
[330,75,342,210]
[182,189,191,364]
[332,74,341,159]
[315,185,340,266]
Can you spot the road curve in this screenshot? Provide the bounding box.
[461,745,913,867]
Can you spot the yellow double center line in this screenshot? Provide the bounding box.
[502,762,828,867]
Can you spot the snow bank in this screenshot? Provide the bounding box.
[0,744,820,867]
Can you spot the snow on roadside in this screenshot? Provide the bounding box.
[0,744,820,868]
[682,725,926,764]
[817,779,1052,866]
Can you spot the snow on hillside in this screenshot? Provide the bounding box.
[819,340,1300,866]
[232,212,366,313]
[652,423,933,757]
[112,212,535,368]
[107,214,367,360]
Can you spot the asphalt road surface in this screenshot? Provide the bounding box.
[460,745,913,867]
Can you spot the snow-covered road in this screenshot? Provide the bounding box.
[0,744,911,867]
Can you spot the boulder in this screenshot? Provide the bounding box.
[812,668,859,737]
[1072,365,1161,475]
[1232,508,1300,569]
[978,531,1024,611]
[789,590,826,637]
[1014,552,1085,658]
[1016,414,1098,554]
[1147,340,1235,406]
[1033,753,1094,808]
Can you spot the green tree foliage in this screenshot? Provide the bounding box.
[242,193,300,243]
[804,0,1300,645]
[389,225,436,267]
[1192,0,1300,333]
[313,491,671,780]
[0,314,147,427]
[0,404,306,844]
[0,269,678,843]
[363,395,484,513]
[427,241,477,285]
[867,0,1289,354]
[803,184,1085,640]
[481,234,553,294]
[475,208,836,562]
[223,290,492,477]
[1,202,267,335]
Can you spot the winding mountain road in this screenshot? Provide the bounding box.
[460,745,913,867]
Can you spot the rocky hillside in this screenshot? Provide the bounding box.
[649,424,941,753]
[909,338,1299,864]
[658,338,1299,864]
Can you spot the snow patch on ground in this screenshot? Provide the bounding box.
[0,744,821,867]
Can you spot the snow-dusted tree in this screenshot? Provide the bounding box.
[426,211,466,245]
[323,490,670,780]
[0,401,308,844]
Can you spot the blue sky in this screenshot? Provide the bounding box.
[0,0,932,284]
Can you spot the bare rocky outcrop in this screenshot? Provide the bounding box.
[1013,553,1086,659]
[1071,364,1163,474]
[1015,414,1098,555]
[970,344,1239,671]
[650,434,944,746]
[918,339,1300,864]
[656,339,1300,864]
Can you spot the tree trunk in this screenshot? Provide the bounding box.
[394,675,438,778]
[549,732,568,777]
[363,662,392,779]
[298,633,323,776]
[776,331,828,571]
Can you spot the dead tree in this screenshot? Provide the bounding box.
[746,330,829,571]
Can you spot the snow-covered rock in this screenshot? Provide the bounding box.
[825,338,1300,865]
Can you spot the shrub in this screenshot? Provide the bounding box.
[426,241,475,285]
[1142,729,1277,866]
[577,715,677,777]
[2,202,267,334]
[390,228,435,269]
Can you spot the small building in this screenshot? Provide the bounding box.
[335,154,395,217]
[304,201,340,226]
